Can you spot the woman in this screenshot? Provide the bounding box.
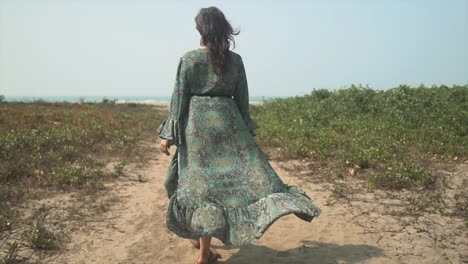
[158,7,321,264]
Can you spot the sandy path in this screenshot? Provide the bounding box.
[43,140,467,264]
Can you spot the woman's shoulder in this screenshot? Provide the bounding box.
[181,48,241,56]
[174,49,244,78]
[229,50,242,61]
[179,49,243,64]
[177,49,198,63]
[178,49,208,66]
[181,49,201,58]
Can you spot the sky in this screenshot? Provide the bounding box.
[0,0,467,97]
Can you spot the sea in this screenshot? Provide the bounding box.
[3,95,279,104]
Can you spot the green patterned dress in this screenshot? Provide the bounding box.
[158,49,320,246]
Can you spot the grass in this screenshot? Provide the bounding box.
[454,179,468,221]
[29,213,61,250]
[0,102,164,201]
[1,84,467,260]
[111,161,127,178]
[252,84,468,191]
[3,241,19,264]
[407,192,446,214]
[0,101,165,261]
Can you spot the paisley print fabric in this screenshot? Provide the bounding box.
[158,49,320,245]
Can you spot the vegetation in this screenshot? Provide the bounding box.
[1,85,467,260]
[0,102,164,261]
[252,85,468,191]
[407,192,446,214]
[0,102,164,202]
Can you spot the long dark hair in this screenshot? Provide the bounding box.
[195,7,239,75]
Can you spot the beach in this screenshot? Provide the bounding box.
[33,139,467,264]
[1,87,467,263]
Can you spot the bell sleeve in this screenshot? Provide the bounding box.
[158,57,190,146]
[234,56,259,136]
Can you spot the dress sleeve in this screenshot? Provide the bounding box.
[234,56,259,135]
[158,58,190,146]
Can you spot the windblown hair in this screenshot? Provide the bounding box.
[195,7,239,75]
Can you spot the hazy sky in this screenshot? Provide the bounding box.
[1,0,467,97]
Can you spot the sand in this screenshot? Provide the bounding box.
[33,140,467,264]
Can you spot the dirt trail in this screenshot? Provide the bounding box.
[43,140,467,264]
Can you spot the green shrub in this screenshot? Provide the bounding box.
[252,85,468,190]
[30,220,59,250]
[408,192,446,214]
[0,103,165,201]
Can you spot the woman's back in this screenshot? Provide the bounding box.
[181,49,243,97]
[160,48,320,246]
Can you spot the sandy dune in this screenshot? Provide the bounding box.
[41,140,467,264]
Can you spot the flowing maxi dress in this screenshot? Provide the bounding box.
[158,49,321,246]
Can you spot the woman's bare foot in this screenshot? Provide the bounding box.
[197,251,218,264]
[196,237,221,264]
[190,239,221,259]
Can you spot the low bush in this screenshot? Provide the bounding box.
[0,103,164,202]
[252,85,468,190]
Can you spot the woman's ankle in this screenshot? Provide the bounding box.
[200,248,211,258]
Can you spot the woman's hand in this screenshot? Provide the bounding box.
[160,139,171,156]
